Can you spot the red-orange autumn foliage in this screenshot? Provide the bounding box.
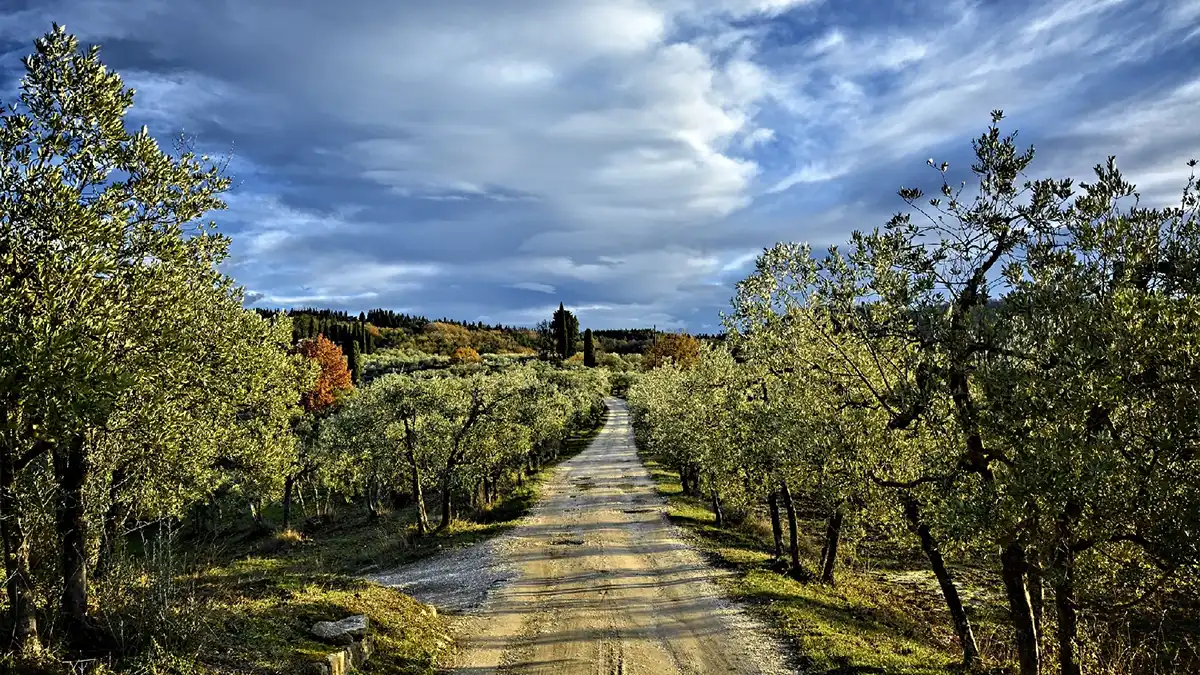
[295,334,354,414]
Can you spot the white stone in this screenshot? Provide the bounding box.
[310,614,370,643]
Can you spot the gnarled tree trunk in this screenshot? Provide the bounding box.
[1028,549,1044,637]
[96,469,128,579]
[281,474,297,530]
[53,435,92,641]
[249,498,265,529]
[1053,552,1080,675]
[819,506,844,584]
[439,469,454,530]
[1,442,39,653]
[1053,503,1082,675]
[901,494,979,666]
[781,481,801,574]
[1001,541,1040,675]
[403,422,431,535]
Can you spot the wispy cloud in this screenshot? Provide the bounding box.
[510,282,557,294]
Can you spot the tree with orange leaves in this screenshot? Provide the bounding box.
[295,334,354,413]
[282,334,354,529]
[451,346,482,364]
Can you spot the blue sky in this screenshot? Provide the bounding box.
[2,0,1198,331]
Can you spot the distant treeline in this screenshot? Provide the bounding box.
[254,308,381,354]
[364,308,532,333]
[252,307,710,357]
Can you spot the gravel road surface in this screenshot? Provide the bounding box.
[369,398,794,674]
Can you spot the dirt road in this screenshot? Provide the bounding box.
[370,398,792,674]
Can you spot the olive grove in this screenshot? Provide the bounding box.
[629,113,1200,675]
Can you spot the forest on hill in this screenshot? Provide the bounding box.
[250,307,692,363]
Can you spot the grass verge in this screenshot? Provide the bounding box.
[639,452,1006,675]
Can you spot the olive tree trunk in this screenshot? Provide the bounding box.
[901,494,979,666]
[53,435,93,641]
[1001,541,1041,675]
[780,482,801,575]
[1,443,39,652]
[818,507,844,584]
[768,491,784,560]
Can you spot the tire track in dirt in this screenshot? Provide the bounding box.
[370,398,794,674]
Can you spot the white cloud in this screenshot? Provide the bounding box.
[254,291,385,305]
[766,0,1198,190]
[1023,0,1127,36]
[720,250,762,273]
[1049,75,1200,205]
[510,282,557,294]
[767,162,847,193]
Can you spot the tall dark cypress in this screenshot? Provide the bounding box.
[553,302,568,358]
[583,328,596,367]
[566,312,579,355]
[347,339,362,385]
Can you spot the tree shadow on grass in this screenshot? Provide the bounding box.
[184,569,449,674]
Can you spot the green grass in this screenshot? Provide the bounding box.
[639,454,1002,675]
[165,565,450,674]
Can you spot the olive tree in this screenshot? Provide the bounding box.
[727,114,1200,674]
[977,159,1200,675]
[0,25,242,647]
[0,25,319,651]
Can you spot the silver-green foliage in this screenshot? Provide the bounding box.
[632,113,1200,674]
[0,25,312,648]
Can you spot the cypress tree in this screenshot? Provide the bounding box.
[348,338,362,384]
[567,312,579,355]
[554,302,568,359]
[583,329,596,367]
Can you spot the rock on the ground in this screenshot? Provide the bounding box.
[310,614,370,645]
[305,634,376,675]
